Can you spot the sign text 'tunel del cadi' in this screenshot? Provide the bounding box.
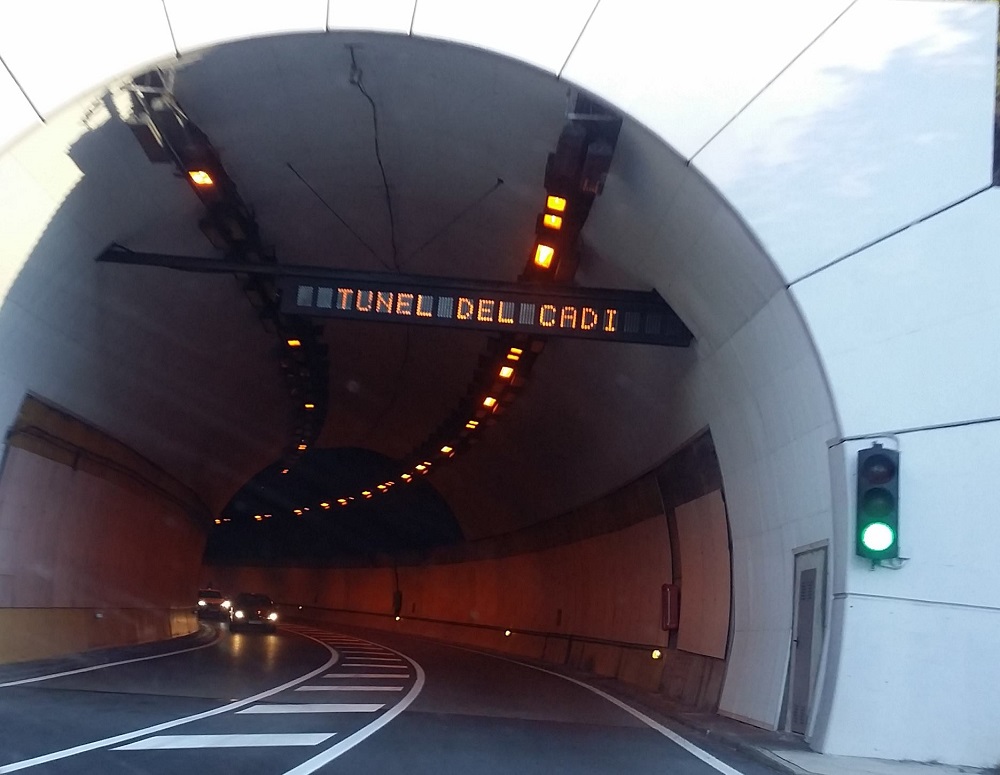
[279,275,692,347]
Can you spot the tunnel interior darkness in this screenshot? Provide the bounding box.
[213,447,462,562]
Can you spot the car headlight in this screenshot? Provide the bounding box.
[222,600,231,609]
[234,610,245,619]
[267,612,278,621]
[197,600,206,606]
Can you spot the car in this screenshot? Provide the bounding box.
[196,588,231,620]
[229,592,279,633]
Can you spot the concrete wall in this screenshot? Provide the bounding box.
[212,513,680,689]
[211,458,731,710]
[0,400,205,663]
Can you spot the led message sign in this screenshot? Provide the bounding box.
[279,275,692,347]
[92,247,692,346]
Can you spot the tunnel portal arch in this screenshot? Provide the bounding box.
[0,2,998,768]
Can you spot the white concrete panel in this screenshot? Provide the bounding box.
[818,595,1000,767]
[675,491,730,658]
[696,0,997,284]
[561,0,853,159]
[0,65,40,155]
[328,0,415,34]
[412,0,596,74]
[792,188,1000,436]
[166,0,327,54]
[0,1,174,117]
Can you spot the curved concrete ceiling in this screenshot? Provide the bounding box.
[3,31,772,540]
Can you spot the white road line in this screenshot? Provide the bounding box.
[322,673,409,679]
[295,685,404,692]
[281,641,425,775]
[237,704,384,714]
[0,633,221,688]
[343,656,401,661]
[342,662,405,667]
[0,632,339,773]
[114,733,334,750]
[447,644,749,775]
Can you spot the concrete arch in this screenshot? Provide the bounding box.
[0,1,997,768]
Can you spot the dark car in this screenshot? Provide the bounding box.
[196,588,230,620]
[229,592,279,632]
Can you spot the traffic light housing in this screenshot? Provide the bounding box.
[855,444,899,560]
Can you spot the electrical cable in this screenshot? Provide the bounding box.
[285,161,390,270]
[403,177,505,264]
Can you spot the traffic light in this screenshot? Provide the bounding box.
[855,444,899,560]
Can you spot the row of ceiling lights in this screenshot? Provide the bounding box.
[127,70,328,469]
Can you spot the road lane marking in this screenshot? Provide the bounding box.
[341,662,405,668]
[342,656,401,661]
[281,633,425,775]
[0,632,339,772]
[0,632,221,689]
[237,704,384,714]
[114,733,335,750]
[322,673,409,679]
[447,643,748,775]
[296,685,404,692]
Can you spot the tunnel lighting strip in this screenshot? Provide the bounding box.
[0,632,340,773]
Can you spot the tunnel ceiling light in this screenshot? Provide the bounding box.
[362,490,372,498]
[281,468,290,474]
[440,445,453,454]
[214,519,221,525]
[546,194,567,212]
[255,515,263,521]
[414,464,426,472]
[483,396,498,408]
[498,366,514,379]
[542,213,563,230]
[293,509,302,515]
[507,348,522,361]
[465,420,479,429]
[377,484,387,492]
[401,473,413,481]
[320,502,330,509]
[533,243,555,269]
[304,402,315,410]
[297,444,307,451]
[651,649,662,660]
[187,169,214,186]
[337,498,348,506]
[286,338,302,348]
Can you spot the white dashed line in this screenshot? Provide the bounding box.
[237,704,384,714]
[296,685,404,692]
[114,733,334,750]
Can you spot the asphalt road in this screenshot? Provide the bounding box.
[0,622,782,774]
